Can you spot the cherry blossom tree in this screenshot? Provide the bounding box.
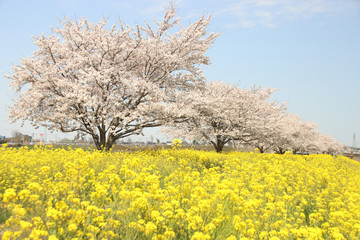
[249,112,320,154]
[270,114,317,154]
[164,80,344,154]
[245,112,286,153]
[6,7,219,151]
[163,82,284,152]
[251,112,345,154]
[311,133,345,154]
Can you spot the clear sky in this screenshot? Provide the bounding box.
[0,0,359,146]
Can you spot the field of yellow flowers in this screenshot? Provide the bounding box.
[1,144,360,240]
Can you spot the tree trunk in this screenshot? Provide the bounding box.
[105,134,116,151]
[211,136,226,153]
[258,146,265,153]
[215,143,224,153]
[92,135,102,150]
[275,147,285,154]
[91,128,116,151]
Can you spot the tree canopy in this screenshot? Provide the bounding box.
[163,81,344,153]
[7,7,219,150]
[163,82,285,152]
[7,6,344,154]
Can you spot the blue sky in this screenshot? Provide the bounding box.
[0,0,359,145]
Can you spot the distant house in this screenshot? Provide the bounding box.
[6,134,32,145]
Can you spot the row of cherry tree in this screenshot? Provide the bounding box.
[163,82,344,153]
[7,6,344,153]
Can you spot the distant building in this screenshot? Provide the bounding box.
[6,134,32,144]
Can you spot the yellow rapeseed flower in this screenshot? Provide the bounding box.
[0,146,359,239]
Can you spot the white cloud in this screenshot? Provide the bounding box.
[255,10,276,28]
[241,20,256,28]
[138,0,171,16]
[218,0,359,28]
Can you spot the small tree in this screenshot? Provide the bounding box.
[247,113,306,154]
[7,7,218,151]
[252,112,344,155]
[163,82,283,153]
[312,133,345,154]
[245,113,285,153]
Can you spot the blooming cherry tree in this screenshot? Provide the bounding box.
[311,133,345,154]
[164,81,344,154]
[163,82,283,152]
[251,112,345,154]
[6,7,219,150]
[270,114,317,154]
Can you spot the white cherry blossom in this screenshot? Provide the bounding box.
[7,7,219,150]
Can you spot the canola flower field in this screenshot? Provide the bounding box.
[1,144,360,240]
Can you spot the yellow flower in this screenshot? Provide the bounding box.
[46,207,59,220]
[29,229,48,238]
[68,223,78,232]
[3,188,16,203]
[269,237,280,240]
[204,222,216,233]
[226,235,237,240]
[2,231,13,240]
[0,146,359,239]
[145,221,157,235]
[13,206,27,217]
[165,229,176,238]
[191,232,211,240]
[171,139,182,148]
[20,220,33,230]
